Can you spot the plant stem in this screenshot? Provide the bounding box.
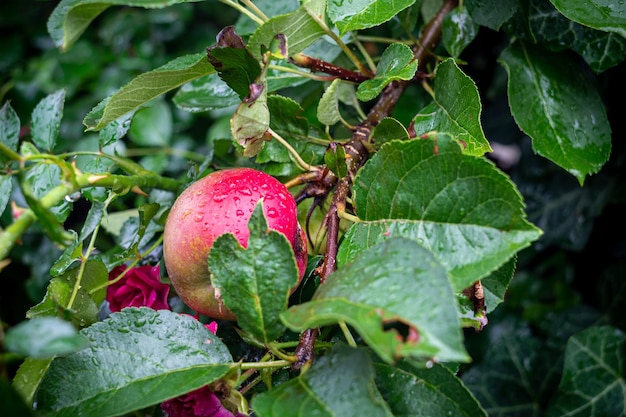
[219,0,264,25]
[267,128,314,172]
[240,360,292,370]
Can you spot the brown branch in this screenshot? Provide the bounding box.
[291,53,371,83]
[292,0,458,369]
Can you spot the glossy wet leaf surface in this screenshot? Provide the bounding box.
[34,308,234,417]
[283,237,469,365]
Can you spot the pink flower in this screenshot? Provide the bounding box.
[161,385,237,417]
[106,265,170,312]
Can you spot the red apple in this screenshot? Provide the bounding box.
[163,167,308,320]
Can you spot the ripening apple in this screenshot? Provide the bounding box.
[163,167,308,320]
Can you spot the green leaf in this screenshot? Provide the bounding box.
[0,175,13,216]
[499,41,612,185]
[83,53,215,131]
[98,111,134,148]
[28,260,109,327]
[328,0,417,35]
[317,79,344,126]
[530,0,626,73]
[324,143,348,178]
[373,117,410,145]
[4,317,88,359]
[466,0,518,30]
[1,376,36,416]
[357,43,418,102]
[247,0,327,59]
[283,237,470,364]
[34,308,234,417]
[0,101,20,161]
[350,138,541,291]
[412,59,491,156]
[173,73,240,112]
[253,345,393,417]
[128,99,172,147]
[234,0,301,36]
[208,203,299,343]
[443,5,479,58]
[462,320,547,417]
[13,358,54,407]
[31,89,65,152]
[375,361,487,417]
[47,0,204,51]
[549,0,626,38]
[547,325,626,417]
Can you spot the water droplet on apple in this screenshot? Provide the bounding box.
[213,194,227,202]
[266,208,278,218]
[238,188,252,196]
[193,212,204,222]
[236,209,244,216]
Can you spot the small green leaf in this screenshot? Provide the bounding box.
[0,101,20,162]
[98,111,134,148]
[328,0,417,35]
[209,203,299,343]
[324,143,348,178]
[253,345,394,417]
[34,308,234,417]
[412,59,491,156]
[4,317,88,359]
[173,73,240,113]
[234,0,300,36]
[247,0,327,59]
[499,41,611,184]
[357,43,418,102]
[31,89,65,153]
[283,238,469,364]
[443,5,479,58]
[84,53,214,131]
[466,0,518,30]
[350,137,541,291]
[0,175,13,216]
[549,0,626,38]
[547,325,626,417]
[47,0,204,51]
[375,361,487,417]
[373,117,410,145]
[28,260,108,327]
[317,79,344,126]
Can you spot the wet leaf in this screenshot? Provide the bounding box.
[173,73,240,113]
[412,59,491,156]
[34,308,234,417]
[4,317,88,359]
[84,53,214,131]
[357,43,417,102]
[283,237,469,365]
[549,0,626,38]
[253,345,393,416]
[375,361,487,417]
[317,79,344,126]
[546,325,626,417]
[328,0,417,35]
[230,81,270,157]
[0,101,20,162]
[499,41,611,184]
[373,117,410,145]
[466,0,518,30]
[350,137,541,291]
[128,99,172,147]
[31,89,65,153]
[47,0,204,51]
[443,5,479,58]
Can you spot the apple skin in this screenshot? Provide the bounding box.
[163,168,308,320]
